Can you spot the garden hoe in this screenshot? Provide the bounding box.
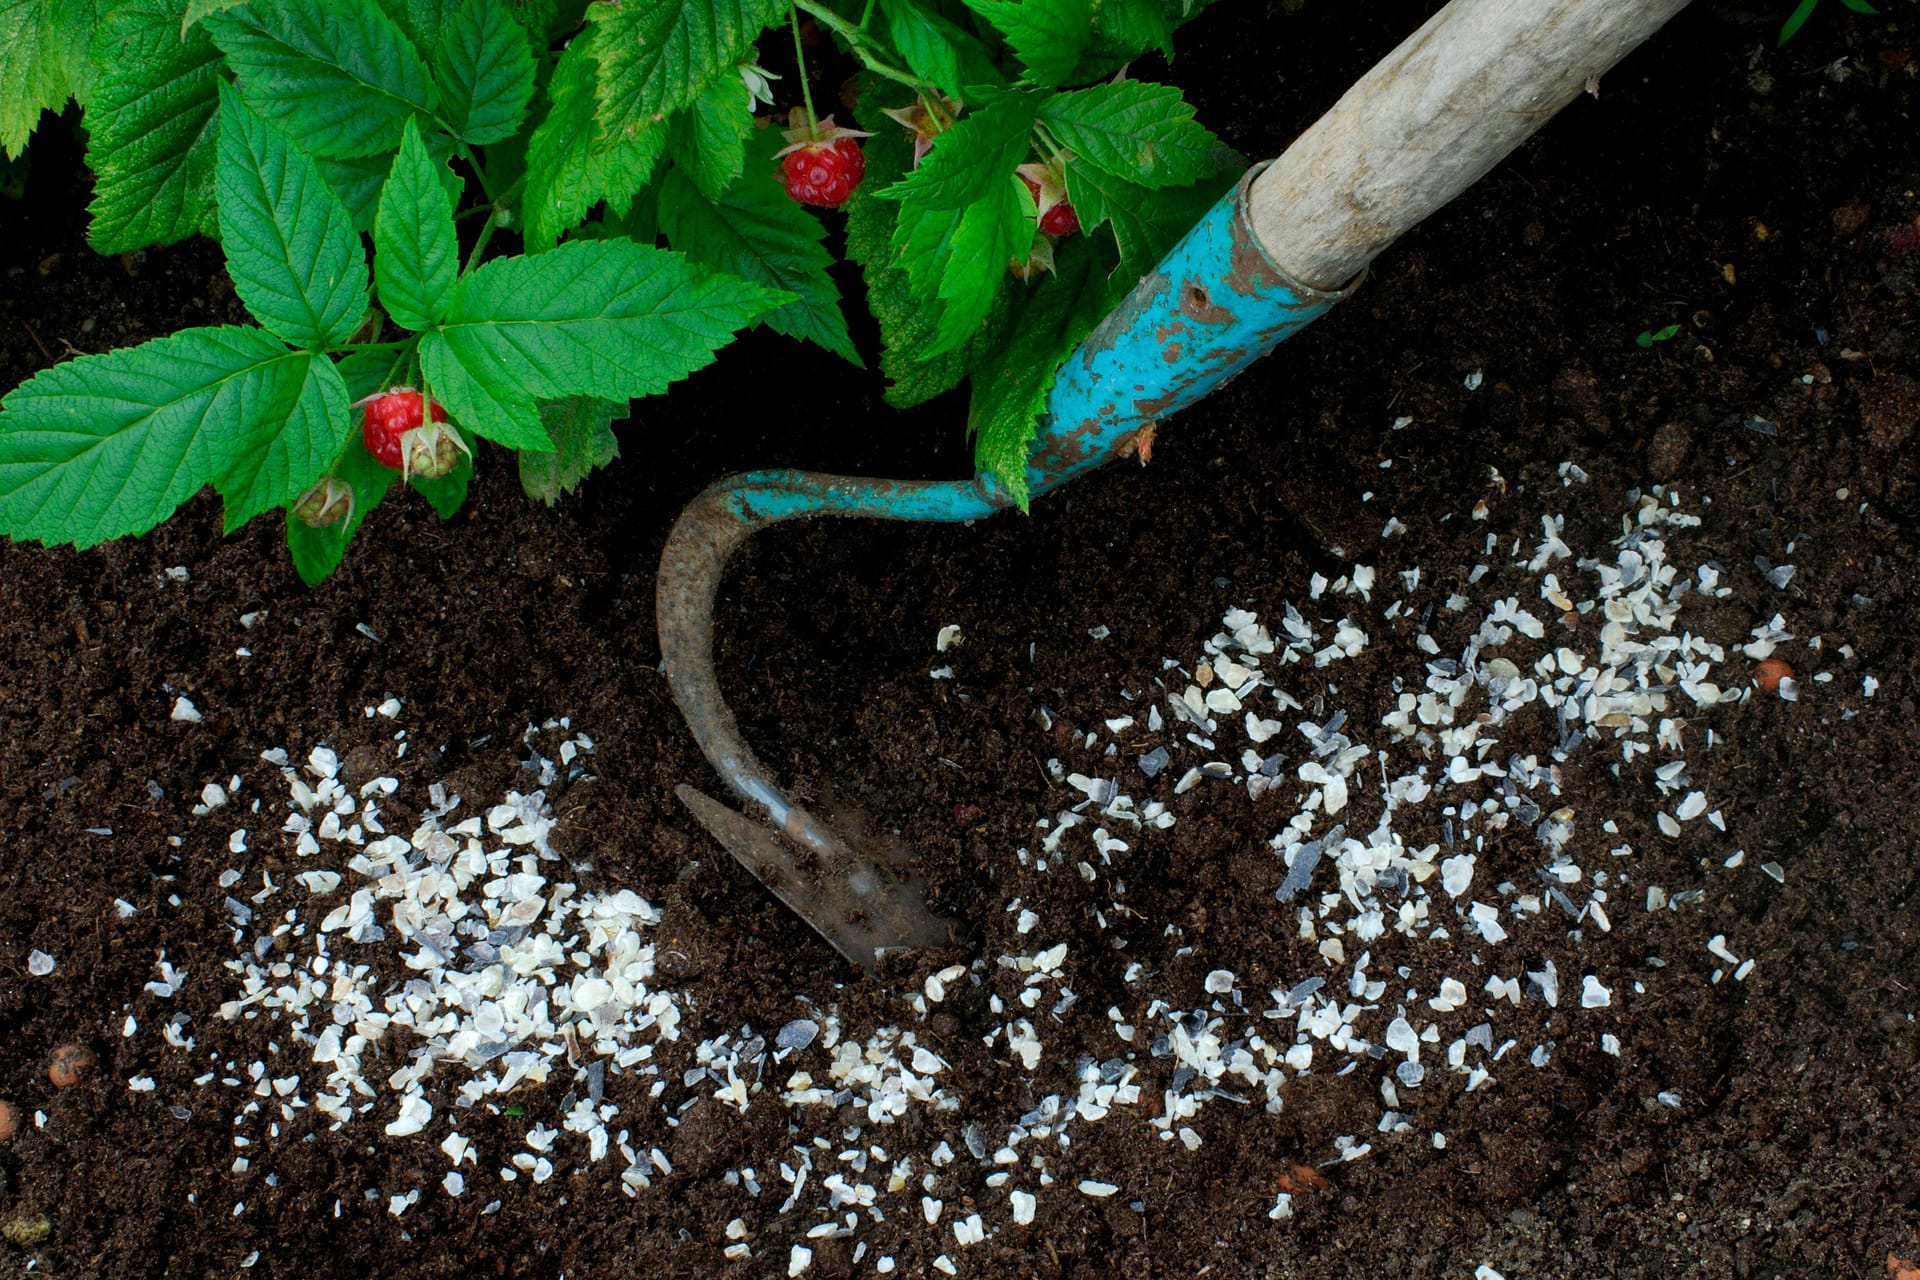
[657,0,1695,973]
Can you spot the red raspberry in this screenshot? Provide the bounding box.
[358,387,466,480]
[1017,163,1078,238]
[774,111,872,209]
[780,139,865,207]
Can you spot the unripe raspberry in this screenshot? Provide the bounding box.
[400,422,467,481]
[1009,232,1056,281]
[292,476,355,528]
[881,97,954,169]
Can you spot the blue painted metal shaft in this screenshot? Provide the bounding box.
[700,163,1352,527]
[703,469,999,526]
[1027,161,1350,498]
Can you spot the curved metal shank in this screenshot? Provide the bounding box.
[658,171,1350,972]
[656,476,991,972]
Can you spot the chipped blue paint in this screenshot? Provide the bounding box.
[707,469,999,526]
[703,163,1351,527]
[1029,163,1350,497]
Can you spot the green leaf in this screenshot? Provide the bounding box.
[1777,0,1820,42]
[284,430,396,584]
[845,127,998,405]
[313,126,458,231]
[587,0,784,141]
[900,175,1029,358]
[206,0,437,159]
[391,0,459,50]
[961,0,1090,88]
[84,1,224,253]
[0,0,92,158]
[375,118,458,330]
[523,26,665,252]
[1836,0,1878,13]
[217,85,371,350]
[569,184,660,244]
[665,73,753,201]
[47,1,102,107]
[0,326,350,547]
[183,0,248,32]
[877,0,997,101]
[658,132,861,366]
[435,0,535,145]
[503,0,566,42]
[214,349,352,531]
[338,340,414,402]
[418,238,789,446]
[1065,155,1236,283]
[968,234,1116,507]
[893,200,967,304]
[880,91,1040,209]
[1084,0,1172,62]
[1039,81,1223,188]
[315,151,399,229]
[517,395,620,503]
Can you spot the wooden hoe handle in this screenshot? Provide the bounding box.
[1252,0,1695,291]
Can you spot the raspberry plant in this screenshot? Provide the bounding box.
[0,0,1237,577]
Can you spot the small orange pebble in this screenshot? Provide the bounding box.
[1275,1162,1331,1196]
[47,1043,96,1089]
[1754,657,1794,693]
[1119,422,1156,465]
[1890,1252,1920,1280]
[0,1100,16,1141]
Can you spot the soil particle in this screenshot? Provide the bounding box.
[1859,372,1918,451]
[1833,204,1873,236]
[665,1098,736,1181]
[1551,363,1614,437]
[1644,419,1694,480]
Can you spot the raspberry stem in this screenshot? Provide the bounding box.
[452,140,496,205]
[1033,124,1068,167]
[789,4,820,140]
[463,209,500,276]
[793,0,935,94]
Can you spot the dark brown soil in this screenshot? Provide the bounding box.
[3,4,1918,1278]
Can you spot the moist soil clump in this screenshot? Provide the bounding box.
[3,4,1917,1277]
